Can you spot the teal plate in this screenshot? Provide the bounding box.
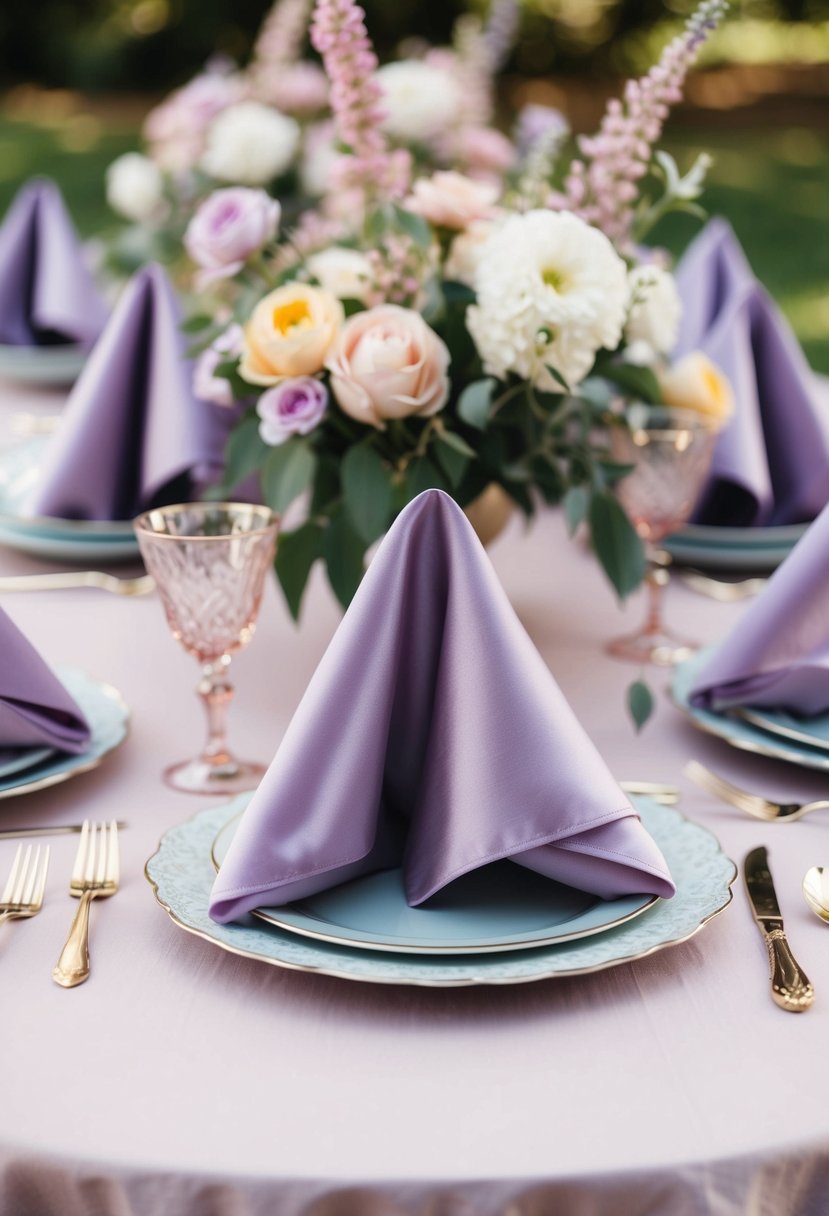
[212,817,656,955]
[736,706,829,755]
[672,649,829,773]
[0,668,130,800]
[0,745,54,780]
[0,342,86,386]
[146,797,736,987]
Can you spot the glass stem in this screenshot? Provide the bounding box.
[197,656,237,773]
[643,558,670,638]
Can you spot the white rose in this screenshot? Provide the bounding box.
[201,102,300,186]
[625,264,682,357]
[106,153,165,222]
[307,248,374,304]
[375,61,462,145]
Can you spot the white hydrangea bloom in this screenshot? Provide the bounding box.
[201,102,300,185]
[375,61,462,145]
[106,153,165,222]
[625,263,682,358]
[466,210,630,390]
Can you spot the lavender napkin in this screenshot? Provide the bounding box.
[690,501,829,715]
[0,179,107,348]
[210,490,674,923]
[675,219,829,527]
[22,263,232,522]
[0,607,90,753]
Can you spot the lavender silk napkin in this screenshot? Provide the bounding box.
[0,607,89,753]
[23,263,231,522]
[675,218,829,527]
[210,491,674,923]
[0,179,107,348]
[690,501,829,715]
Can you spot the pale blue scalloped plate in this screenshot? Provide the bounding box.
[0,342,86,386]
[0,745,54,780]
[146,796,735,987]
[0,668,130,800]
[672,648,829,773]
[664,523,806,572]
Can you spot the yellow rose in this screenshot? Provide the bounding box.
[240,283,344,385]
[658,352,734,429]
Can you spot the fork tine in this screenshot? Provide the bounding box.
[73,821,91,884]
[19,846,41,906]
[106,822,120,886]
[32,846,50,908]
[94,824,107,887]
[685,762,776,819]
[1,845,23,903]
[10,845,33,905]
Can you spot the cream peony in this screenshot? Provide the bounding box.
[240,283,344,385]
[404,172,499,230]
[106,153,165,222]
[625,264,682,358]
[201,102,300,186]
[658,352,734,429]
[307,247,374,304]
[375,61,462,145]
[326,305,450,430]
[466,210,630,390]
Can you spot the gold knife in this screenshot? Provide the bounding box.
[0,821,127,840]
[744,846,814,1013]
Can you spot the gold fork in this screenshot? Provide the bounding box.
[0,843,50,926]
[685,760,829,823]
[52,821,119,988]
[0,572,154,596]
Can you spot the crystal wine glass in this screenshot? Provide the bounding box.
[134,502,279,793]
[606,404,717,666]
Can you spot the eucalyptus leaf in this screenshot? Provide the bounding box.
[323,509,366,609]
[341,442,393,544]
[392,204,433,248]
[437,429,477,459]
[275,521,324,621]
[221,414,267,494]
[457,378,494,431]
[627,679,655,733]
[589,490,646,600]
[563,484,589,535]
[261,439,317,516]
[599,362,662,405]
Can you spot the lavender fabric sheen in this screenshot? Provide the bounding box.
[690,500,829,714]
[22,263,233,522]
[0,179,107,348]
[210,491,674,922]
[675,219,829,527]
[0,607,89,752]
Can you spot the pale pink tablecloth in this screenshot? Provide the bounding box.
[2,383,829,1216]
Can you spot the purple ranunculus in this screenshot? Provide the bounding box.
[184,188,280,286]
[256,377,328,446]
[193,324,244,407]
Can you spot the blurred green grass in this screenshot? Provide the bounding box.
[0,114,826,373]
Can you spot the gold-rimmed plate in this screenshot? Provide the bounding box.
[0,669,130,800]
[146,795,735,987]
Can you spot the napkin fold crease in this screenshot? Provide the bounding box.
[210,491,674,924]
[0,608,90,753]
[0,179,107,348]
[675,219,829,527]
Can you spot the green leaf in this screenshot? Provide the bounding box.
[627,679,655,733]
[215,358,241,379]
[275,521,324,621]
[221,414,268,494]
[437,429,477,459]
[544,364,571,393]
[341,442,393,544]
[261,439,317,516]
[406,456,449,499]
[442,280,476,307]
[323,509,366,609]
[588,490,646,600]
[180,313,214,334]
[341,297,365,318]
[435,439,470,489]
[563,484,589,535]
[596,459,636,488]
[457,379,494,431]
[392,204,433,248]
[599,362,662,405]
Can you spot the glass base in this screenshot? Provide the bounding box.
[163,757,267,795]
[606,627,698,668]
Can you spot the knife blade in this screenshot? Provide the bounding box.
[0,821,127,841]
[744,846,814,1013]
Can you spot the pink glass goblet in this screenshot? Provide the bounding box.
[606,405,717,667]
[134,502,279,794]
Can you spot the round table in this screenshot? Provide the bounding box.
[2,382,829,1216]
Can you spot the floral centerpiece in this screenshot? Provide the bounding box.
[185,0,731,621]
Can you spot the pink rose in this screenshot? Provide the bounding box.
[256,377,328,445]
[255,63,329,116]
[459,127,516,176]
[326,305,450,430]
[403,171,500,230]
[185,188,280,286]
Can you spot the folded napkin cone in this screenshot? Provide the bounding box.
[0,607,90,753]
[23,262,231,522]
[0,178,107,348]
[675,219,829,527]
[210,491,674,923]
[690,501,829,715]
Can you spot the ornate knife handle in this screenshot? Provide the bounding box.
[765,928,814,1013]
